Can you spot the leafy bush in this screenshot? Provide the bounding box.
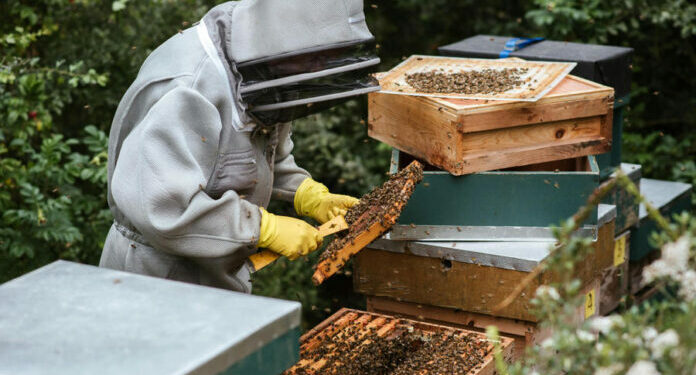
[0,1,111,281]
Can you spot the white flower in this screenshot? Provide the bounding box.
[536,285,561,301]
[588,316,622,334]
[650,329,679,358]
[576,329,596,342]
[643,260,669,283]
[540,337,555,349]
[643,327,658,342]
[626,360,660,375]
[662,236,690,272]
[594,363,623,375]
[643,235,692,283]
[677,270,696,301]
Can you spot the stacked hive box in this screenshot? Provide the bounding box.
[0,261,302,375]
[628,179,692,301]
[354,37,694,358]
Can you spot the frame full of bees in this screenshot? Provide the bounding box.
[283,308,514,375]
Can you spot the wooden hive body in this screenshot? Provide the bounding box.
[354,207,616,323]
[369,74,614,175]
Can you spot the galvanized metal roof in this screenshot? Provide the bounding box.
[374,204,617,272]
[0,261,300,375]
[639,178,692,220]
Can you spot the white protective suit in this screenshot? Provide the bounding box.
[100,0,376,292]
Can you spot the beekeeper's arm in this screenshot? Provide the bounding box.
[111,88,320,259]
[271,123,360,224]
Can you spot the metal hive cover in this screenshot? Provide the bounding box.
[639,178,692,220]
[0,261,301,375]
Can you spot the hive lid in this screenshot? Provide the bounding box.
[0,261,301,375]
[639,179,693,220]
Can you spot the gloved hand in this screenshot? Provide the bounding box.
[294,178,360,224]
[258,208,323,260]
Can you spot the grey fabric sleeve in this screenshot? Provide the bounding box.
[111,87,261,258]
[272,123,311,202]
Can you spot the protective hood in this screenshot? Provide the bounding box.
[201,0,380,128]
[229,0,374,64]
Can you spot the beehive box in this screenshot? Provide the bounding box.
[354,205,616,322]
[438,35,633,178]
[595,97,629,179]
[388,150,600,242]
[602,163,641,235]
[367,278,600,361]
[368,70,614,175]
[599,231,630,315]
[630,178,692,262]
[0,261,301,375]
[284,308,514,375]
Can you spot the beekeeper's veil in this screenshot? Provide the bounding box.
[201,0,380,130]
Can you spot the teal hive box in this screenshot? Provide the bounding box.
[602,163,641,235]
[596,97,629,179]
[0,261,301,375]
[389,150,600,242]
[629,179,692,262]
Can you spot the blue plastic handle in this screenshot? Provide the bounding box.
[499,37,545,58]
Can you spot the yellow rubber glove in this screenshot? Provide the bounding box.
[258,208,323,260]
[294,178,360,224]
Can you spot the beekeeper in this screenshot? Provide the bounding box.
[100,0,380,292]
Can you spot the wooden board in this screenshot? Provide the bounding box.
[367,280,600,362]
[354,219,615,322]
[369,73,614,175]
[284,308,515,375]
[599,231,630,315]
[378,55,576,101]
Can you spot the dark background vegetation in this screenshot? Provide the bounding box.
[1,0,695,327]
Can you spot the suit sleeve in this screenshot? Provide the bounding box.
[111,87,261,258]
[271,123,311,202]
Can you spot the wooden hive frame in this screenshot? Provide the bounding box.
[369,72,614,175]
[284,308,515,375]
[312,161,423,285]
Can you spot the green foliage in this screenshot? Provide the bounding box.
[0,0,222,281]
[0,1,112,281]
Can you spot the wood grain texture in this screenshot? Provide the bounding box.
[366,282,598,362]
[354,220,614,322]
[368,73,614,175]
[598,231,629,316]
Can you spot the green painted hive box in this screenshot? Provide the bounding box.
[595,97,629,179]
[0,261,301,375]
[602,163,641,235]
[630,178,692,262]
[389,150,600,242]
